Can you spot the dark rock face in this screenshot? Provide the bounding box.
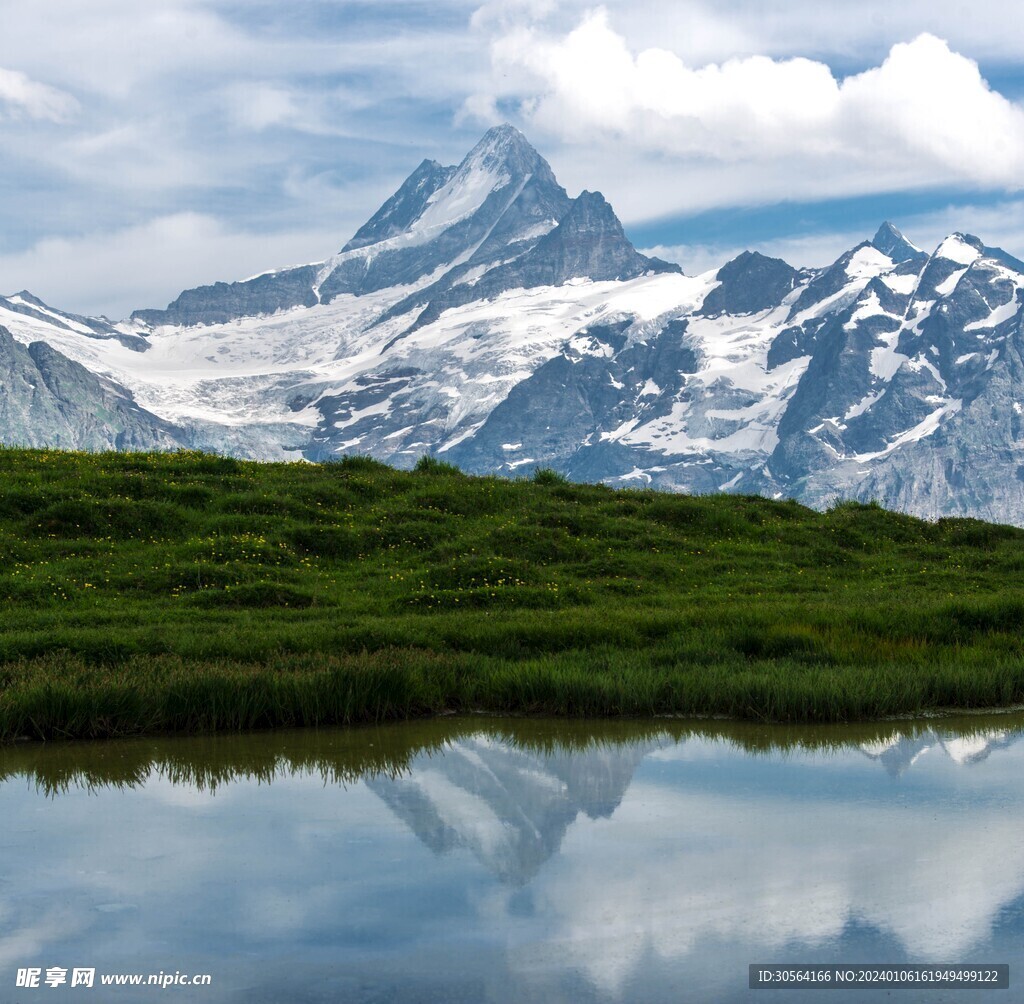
[699,251,798,316]
[515,190,677,284]
[513,190,680,285]
[0,325,183,450]
[366,126,576,325]
[131,265,321,328]
[787,242,877,318]
[341,159,457,252]
[398,191,679,334]
[446,315,699,476]
[762,234,1024,522]
[871,221,926,263]
[317,123,575,306]
[766,316,830,370]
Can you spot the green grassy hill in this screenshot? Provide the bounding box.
[1,447,1023,740]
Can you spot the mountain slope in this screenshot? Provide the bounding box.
[0,324,183,451]
[384,188,680,335]
[7,132,1024,523]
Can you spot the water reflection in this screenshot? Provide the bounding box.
[1,714,1022,1003]
[858,727,1018,774]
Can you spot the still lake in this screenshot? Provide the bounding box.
[2,713,1022,1003]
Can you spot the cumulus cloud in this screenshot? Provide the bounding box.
[0,66,78,122]
[471,9,1024,196]
[510,747,1024,996]
[471,0,1024,73]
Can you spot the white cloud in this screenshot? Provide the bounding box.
[470,0,1024,67]
[0,213,346,320]
[460,7,1024,224]
[225,82,306,132]
[514,769,1024,994]
[0,2,254,101]
[474,11,1024,194]
[0,66,78,122]
[642,196,1024,277]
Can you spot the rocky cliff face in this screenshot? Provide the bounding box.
[8,125,1024,524]
[391,189,679,336]
[0,325,183,451]
[130,266,322,329]
[768,233,1024,522]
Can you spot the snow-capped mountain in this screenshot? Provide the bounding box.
[366,733,656,884]
[5,124,1024,522]
[859,726,1022,776]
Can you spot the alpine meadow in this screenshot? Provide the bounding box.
[2,446,1023,741]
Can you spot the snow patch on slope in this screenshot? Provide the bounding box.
[935,235,982,266]
[854,400,962,462]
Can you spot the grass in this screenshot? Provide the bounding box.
[1,445,1024,740]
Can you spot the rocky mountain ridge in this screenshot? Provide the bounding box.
[5,126,1024,523]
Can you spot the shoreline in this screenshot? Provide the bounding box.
[3,648,1024,743]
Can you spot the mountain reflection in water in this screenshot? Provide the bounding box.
[2,714,1022,1003]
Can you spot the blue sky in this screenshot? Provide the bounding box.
[4,0,1024,317]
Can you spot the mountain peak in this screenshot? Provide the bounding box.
[870,221,924,263]
[523,189,680,282]
[949,231,985,250]
[700,250,798,317]
[476,122,530,149]
[340,127,545,257]
[929,232,1024,274]
[560,190,619,230]
[341,158,458,253]
[934,232,985,265]
[549,190,676,270]
[873,221,902,242]
[459,123,545,178]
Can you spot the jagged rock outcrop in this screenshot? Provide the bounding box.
[870,221,927,264]
[341,159,457,252]
[399,190,679,334]
[699,251,798,317]
[0,325,183,450]
[131,266,321,329]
